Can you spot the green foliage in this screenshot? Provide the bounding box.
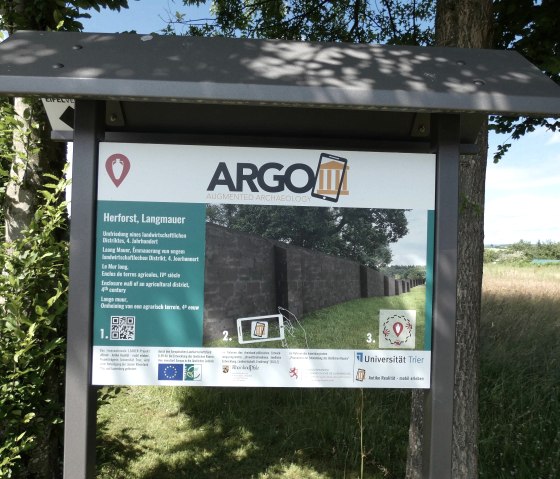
[0,99,16,233]
[484,241,560,264]
[381,264,426,280]
[0,173,69,478]
[510,240,560,260]
[207,205,408,268]
[490,0,560,162]
[0,0,129,33]
[174,0,435,45]
[0,1,133,472]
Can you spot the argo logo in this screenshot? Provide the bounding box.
[207,153,349,202]
[208,162,314,194]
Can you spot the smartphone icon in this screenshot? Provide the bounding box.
[311,153,348,202]
[237,314,285,344]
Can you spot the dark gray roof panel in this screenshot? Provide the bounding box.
[1,30,559,116]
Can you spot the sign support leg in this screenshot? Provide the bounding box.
[63,100,105,479]
[423,114,460,478]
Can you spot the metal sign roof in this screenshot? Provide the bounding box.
[1,30,559,116]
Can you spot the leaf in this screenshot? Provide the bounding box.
[23,412,36,423]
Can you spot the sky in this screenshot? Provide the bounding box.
[80,1,560,262]
[80,0,203,35]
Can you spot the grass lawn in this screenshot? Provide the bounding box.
[96,265,560,478]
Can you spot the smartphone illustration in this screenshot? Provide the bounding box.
[237,314,285,344]
[311,153,348,203]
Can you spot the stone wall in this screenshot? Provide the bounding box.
[203,223,423,340]
[203,224,277,339]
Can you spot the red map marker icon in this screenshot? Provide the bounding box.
[393,322,403,337]
[105,153,130,187]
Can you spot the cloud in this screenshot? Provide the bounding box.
[390,210,429,265]
[484,192,560,244]
[545,130,560,145]
[486,165,560,192]
[485,134,560,244]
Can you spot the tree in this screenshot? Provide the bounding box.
[0,173,70,479]
[0,3,129,477]
[208,204,408,267]
[490,0,560,162]
[435,3,493,478]
[435,1,560,476]
[170,0,435,44]
[0,1,129,241]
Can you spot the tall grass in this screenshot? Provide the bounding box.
[479,264,560,479]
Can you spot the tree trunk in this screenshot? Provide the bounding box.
[435,0,494,49]
[5,98,42,241]
[405,389,425,479]
[437,2,492,477]
[406,2,493,477]
[5,97,66,241]
[452,121,488,478]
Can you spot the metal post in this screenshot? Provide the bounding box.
[423,114,460,478]
[63,100,105,479]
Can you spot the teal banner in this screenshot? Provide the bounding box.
[93,201,206,348]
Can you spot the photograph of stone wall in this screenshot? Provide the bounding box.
[203,223,424,340]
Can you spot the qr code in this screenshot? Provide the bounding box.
[110,316,135,340]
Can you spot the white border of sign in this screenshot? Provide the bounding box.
[93,143,435,388]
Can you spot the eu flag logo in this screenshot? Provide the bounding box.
[158,363,184,381]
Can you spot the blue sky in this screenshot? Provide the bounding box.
[81,0,201,34]
[81,1,560,252]
[486,128,560,245]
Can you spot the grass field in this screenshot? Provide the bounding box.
[96,265,560,478]
[479,264,560,479]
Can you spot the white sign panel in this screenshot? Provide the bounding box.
[92,347,430,388]
[98,143,435,209]
[93,143,435,388]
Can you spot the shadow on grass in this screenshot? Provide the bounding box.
[96,418,151,475]
[134,387,410,479]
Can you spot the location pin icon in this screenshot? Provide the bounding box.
[393,322,403,337]
[105,153,130,187]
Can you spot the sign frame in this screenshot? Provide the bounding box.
[65,100,460,479]
[91,142,436,388]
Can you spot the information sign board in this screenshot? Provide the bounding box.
[93,143,435,388]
